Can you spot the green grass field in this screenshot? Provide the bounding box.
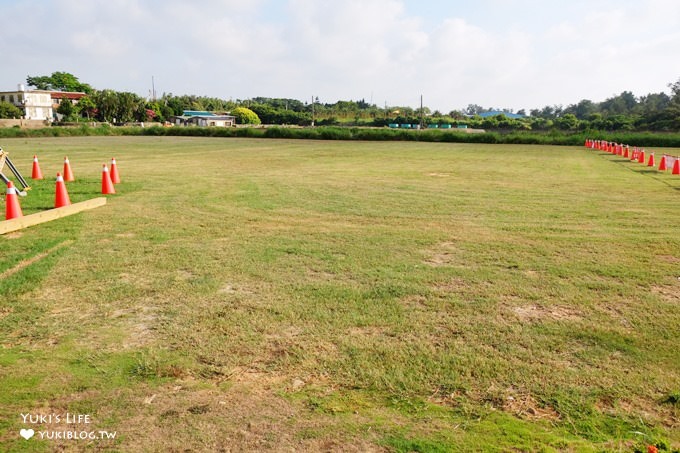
[1,136,679,452]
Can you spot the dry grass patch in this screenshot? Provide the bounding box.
[652,283,680,303]
[510,303,582,323]
[423,241,460,267]
[503,392,562,422]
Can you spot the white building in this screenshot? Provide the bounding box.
[171,110,236,127]
[0,84,53,120]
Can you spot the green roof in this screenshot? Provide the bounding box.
[183,110,215,117]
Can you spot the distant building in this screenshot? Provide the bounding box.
[478,111,525,119]
[50,91,87,109]
[0,85,87,121]
[171,110,236,127]
[0,85,53,120]
[51,91,87,121]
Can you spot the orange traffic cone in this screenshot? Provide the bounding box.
[54,173,71,208]
[647,153,655,167]
[5,181,23,220]
[101,164,115,194]
[673,158,680,175]
[63,156,75,181]
[110,157,121,184]
[32,155,44,179]
[638,150,645,164]
[659,155,667,171]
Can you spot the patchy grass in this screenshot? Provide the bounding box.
[0,136,679,451]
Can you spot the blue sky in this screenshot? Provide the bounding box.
[1,0,679,112]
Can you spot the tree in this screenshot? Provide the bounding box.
[554,113,579,130]
[92,90,117,122]
[26,71,93,93]
[232,107,261,125]
[57,98,74,119]
[448,110,466,120]
[464,104,485,116]
[480,115,499,129]
[564,99,597,119]
[667,77,680,111]
[536,104,563,119]
[75,96,96,119]
[145,101,167,122]
[657,79,680,130]
[670,77,680,99]
[91,90,144,123]
[636,93,670,115]
[116,92,145,122]
[0,101,22,118]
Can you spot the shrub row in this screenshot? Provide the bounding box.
[2,125,680,147]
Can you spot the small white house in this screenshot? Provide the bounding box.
[171,110,236,127]
[0,84,53,120]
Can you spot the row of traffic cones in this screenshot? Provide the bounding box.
[5,160,121,220]
[32,156,75,181]
[31,156,120,183]
[584,139,680,174]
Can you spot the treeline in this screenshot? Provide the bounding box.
[4,72,680,132]
[3,123,680,148]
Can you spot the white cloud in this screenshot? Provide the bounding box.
[283,0,428,86]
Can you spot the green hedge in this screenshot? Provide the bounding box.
[2,125,680,147]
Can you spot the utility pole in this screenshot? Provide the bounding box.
[311,95,315,127]
[420,94,424,129]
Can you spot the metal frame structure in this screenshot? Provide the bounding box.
[0,148,30,196]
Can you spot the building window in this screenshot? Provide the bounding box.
[9,95,14,103]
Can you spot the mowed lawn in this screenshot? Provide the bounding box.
[1,136,679,452]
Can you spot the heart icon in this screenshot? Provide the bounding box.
[20,428,35,440]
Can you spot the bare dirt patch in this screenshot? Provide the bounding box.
[306,269,339,282]
[399,294,430,310]
[431,277,476,294]
[111,306,158,348]
[176,269,194,281]
[511,304,581,323]
[118,272,154,289]
[523,269,541,279]
[218,283,255,295]
[348,326,389,338]
[652,284,680,303]
[423,241,460,267]
[656,255,679,264]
